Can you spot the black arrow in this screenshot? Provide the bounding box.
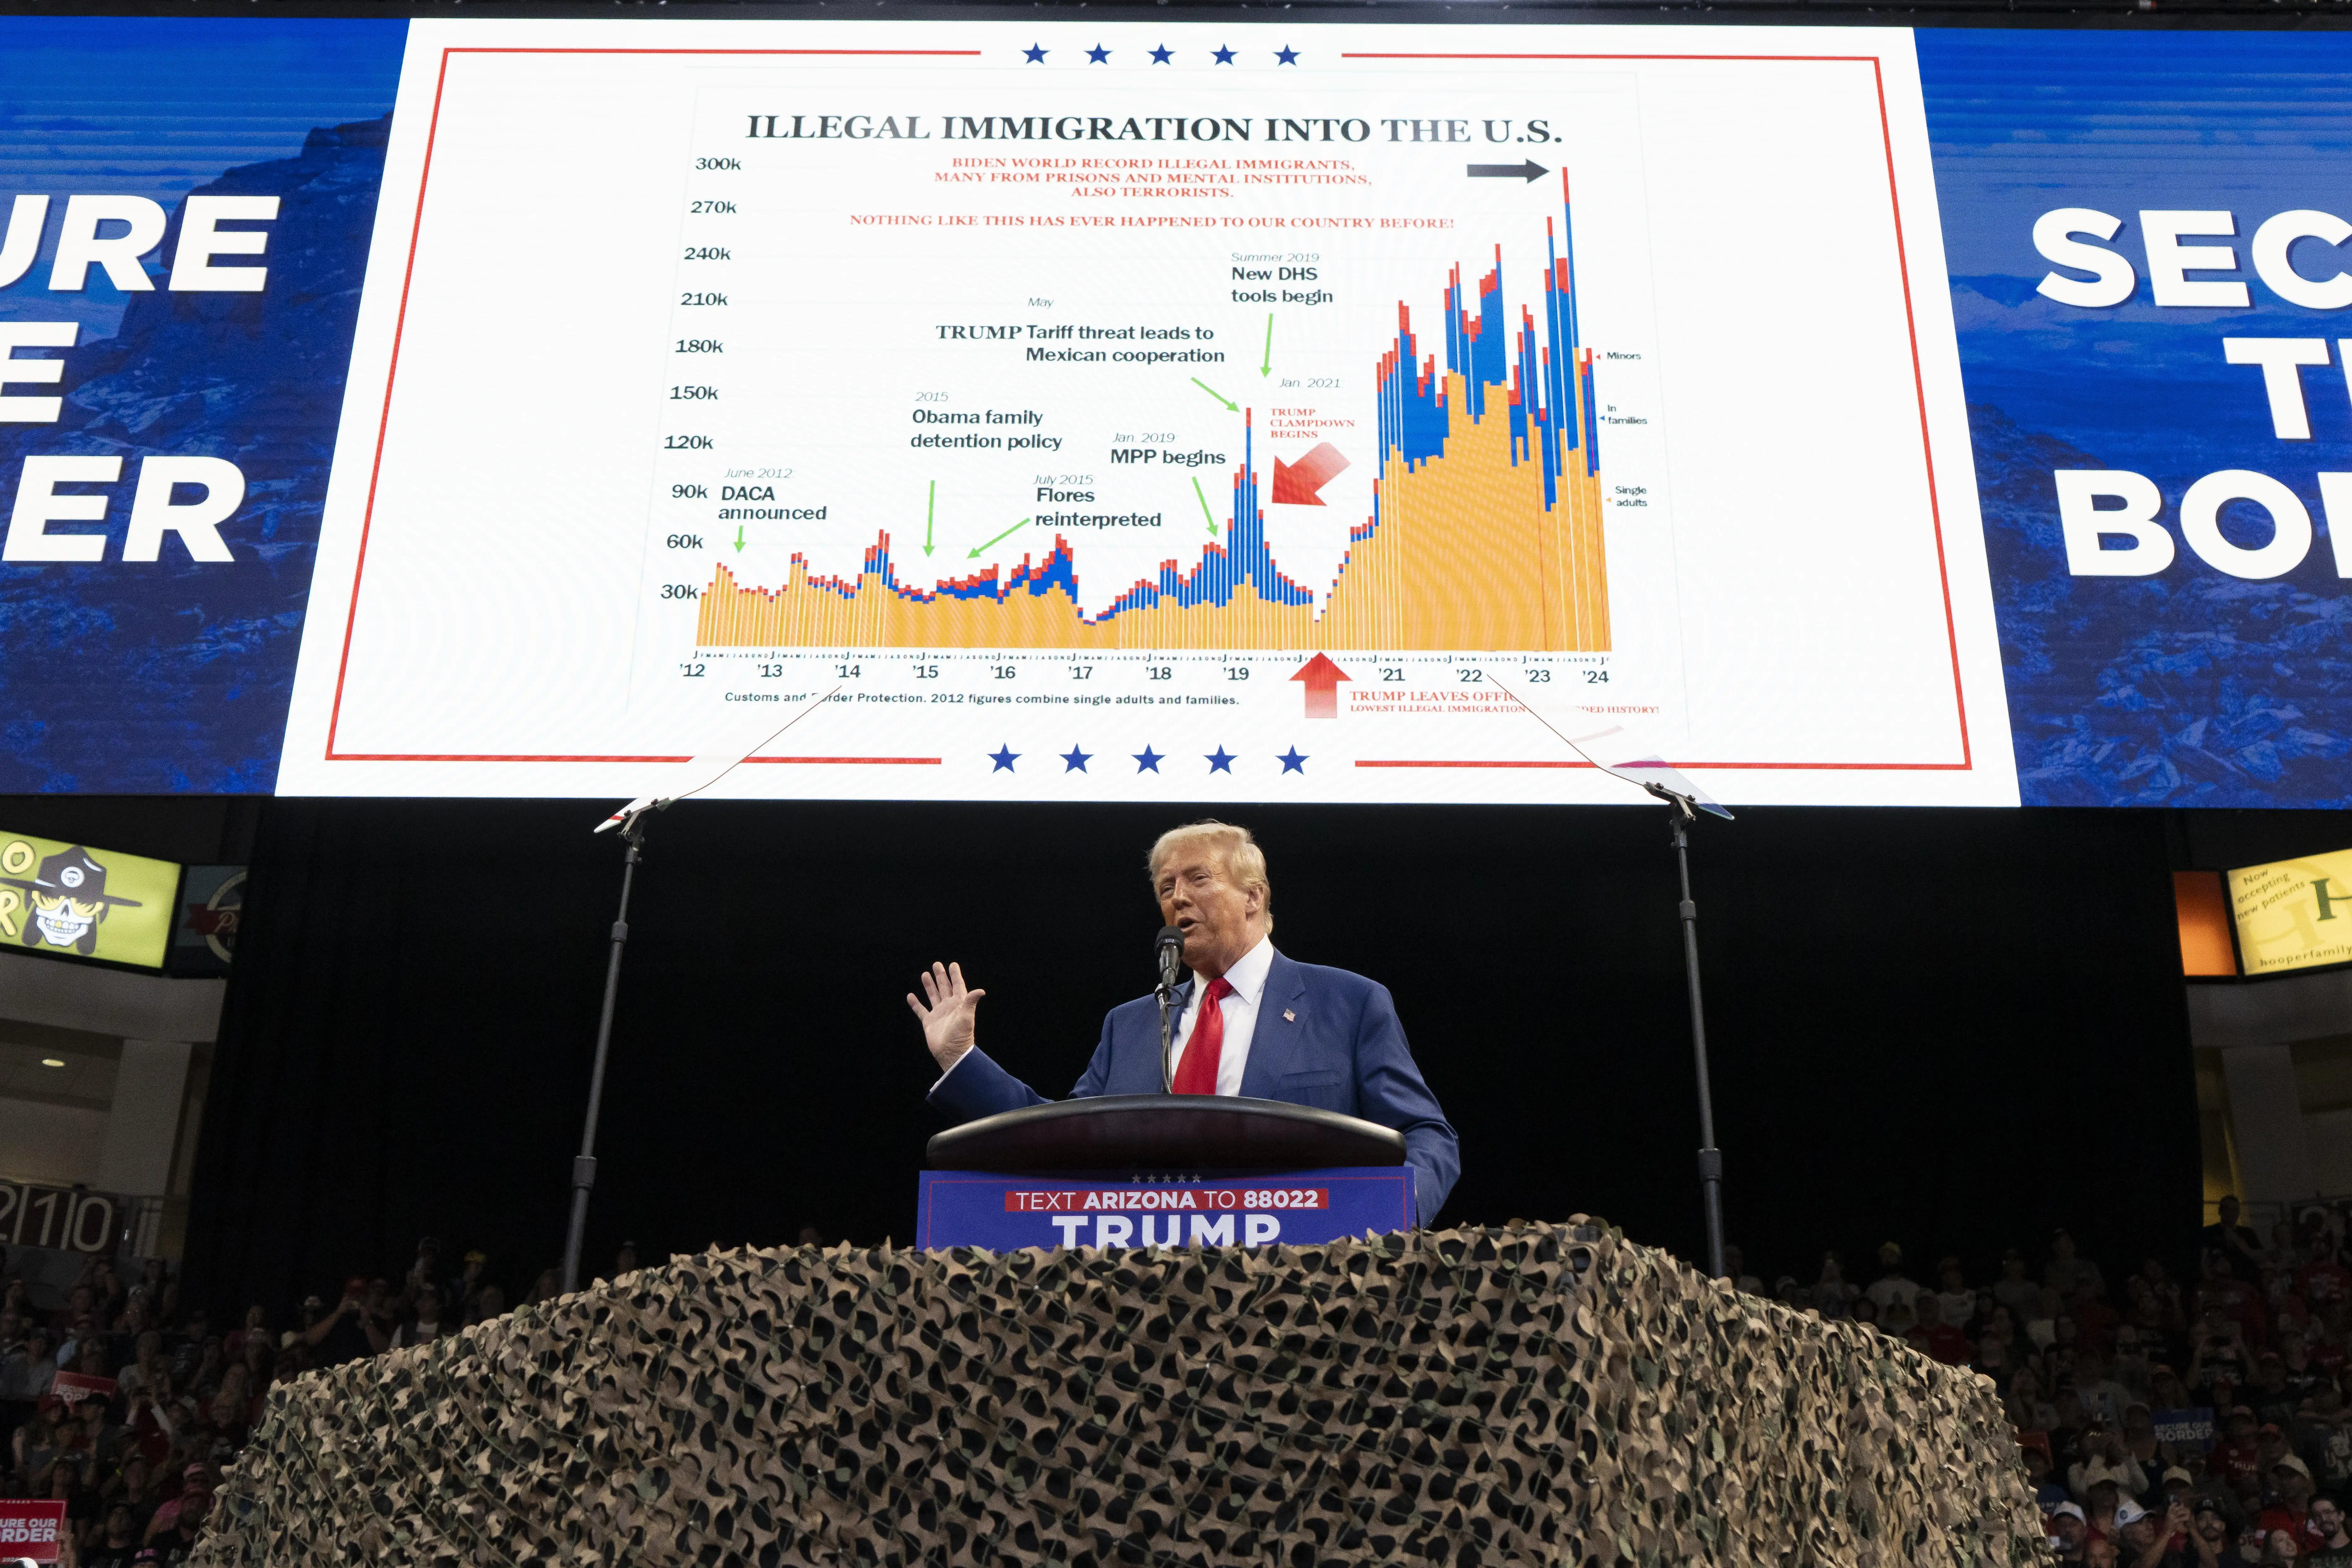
[1466,160,1549,184]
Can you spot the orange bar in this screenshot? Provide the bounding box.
[697,369,1610,653]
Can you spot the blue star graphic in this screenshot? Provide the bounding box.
[1211,45,1236,64]
[1086,43,1110,63]
[1206,746,1236,774]
[1022,43,1047,63]
[989,744,1020,772]
[1133,745,1164,773]
[1278,747,1308,774]
[1274,45,1300,65]
[1149,44,1173,64]
[1062,743,1092,772]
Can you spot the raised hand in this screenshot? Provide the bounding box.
[906,960,986,1072]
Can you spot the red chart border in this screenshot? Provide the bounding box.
[325,46,1968,776]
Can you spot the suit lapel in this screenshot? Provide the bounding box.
[1238,951,1309,1099]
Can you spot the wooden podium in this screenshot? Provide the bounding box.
[925,1093,1407,1172]
[919,1096,1414,1250]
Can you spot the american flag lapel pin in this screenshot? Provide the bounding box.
[1283,1009,1296,1022]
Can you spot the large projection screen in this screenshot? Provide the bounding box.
[271,20,2009,806]
[17,19,2342,806]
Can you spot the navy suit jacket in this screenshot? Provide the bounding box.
[928,949,1459,1220]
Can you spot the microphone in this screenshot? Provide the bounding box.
[1154,925,1185,1093]
[1154,925,1185,1000]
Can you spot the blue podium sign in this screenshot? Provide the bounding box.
[917,1167,1415,1252]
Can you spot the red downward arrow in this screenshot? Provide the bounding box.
[1290,653,1351,720]
[1270,442,1350,506]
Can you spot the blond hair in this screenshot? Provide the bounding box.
[1146,819,1273,932]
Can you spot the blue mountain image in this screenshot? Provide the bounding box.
[0,113,390,792]
[1968,401,2352,807]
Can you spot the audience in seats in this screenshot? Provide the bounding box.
[11,1199,2352,1562]
[0,1225,841,1560]
[1739,1197,2352,1563]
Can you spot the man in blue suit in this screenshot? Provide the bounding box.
[909,820,1458,1220]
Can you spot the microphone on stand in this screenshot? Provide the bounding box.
[1154,925,1186,1092]
[1155,925,1185,999]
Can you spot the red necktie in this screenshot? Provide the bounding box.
[1172,976,1234,1095]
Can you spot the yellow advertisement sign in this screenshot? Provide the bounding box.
[0,832,179,970]
[2229,847,2352,979]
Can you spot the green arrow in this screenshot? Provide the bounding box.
[968,517,1029,559]
[1191,376,1238,412]
[1192,475,1218,537]
[923,480,936,557]
[732,524,745,552]
[1260,314,1273,378]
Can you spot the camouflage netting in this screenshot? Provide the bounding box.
[195,1219,2050,1567]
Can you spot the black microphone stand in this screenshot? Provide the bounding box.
[560,801,664,1294]
[551,684,840,1294]
[1156,989,1176,1092]
[1154,931,1183,1092]
[1485,667,1731,1280]
[1643,782,1726,1281]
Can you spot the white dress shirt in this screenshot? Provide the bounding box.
[1167,934,1274,1096]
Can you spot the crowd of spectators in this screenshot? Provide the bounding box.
[0,1249,236,1565]
[0,1237,581,1563]
[11,1203,2347,1563]
[0,1226,828,1564]
[1728,1196,2352,1566]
